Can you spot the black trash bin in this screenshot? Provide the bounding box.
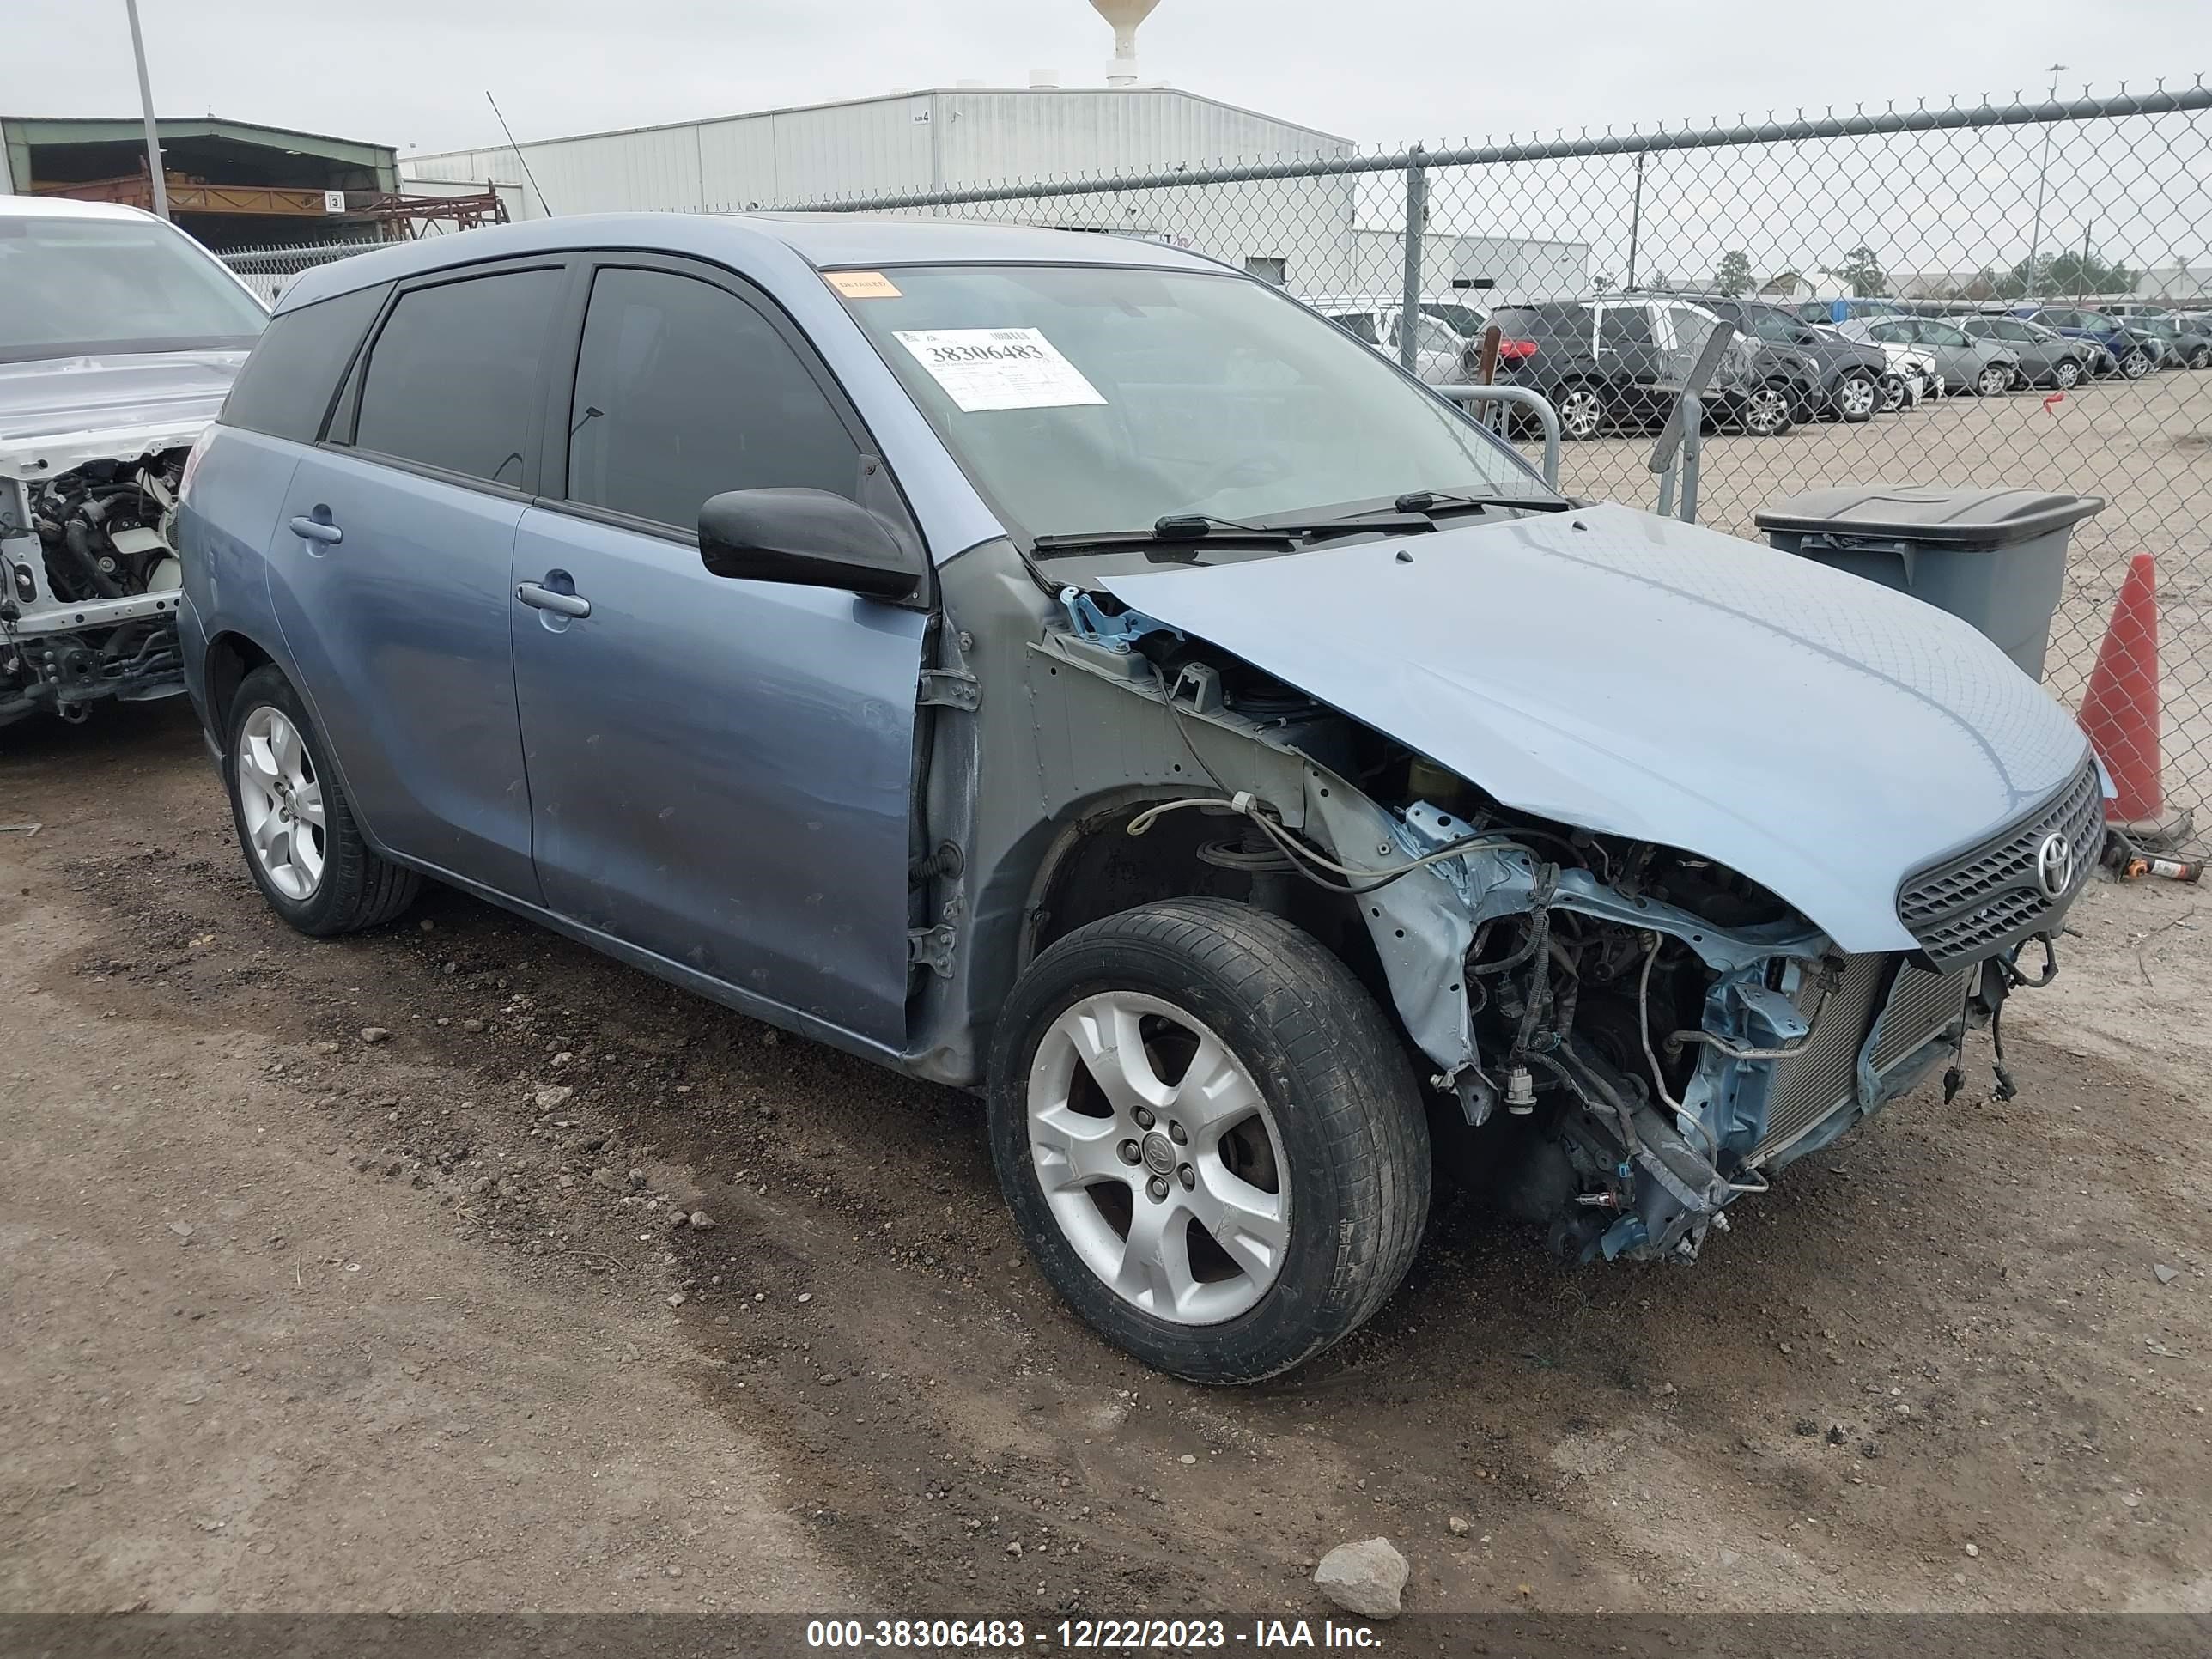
[1754,485,2104,683]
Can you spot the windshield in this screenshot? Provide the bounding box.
[0,214,266,364]
[837,263,1547,540]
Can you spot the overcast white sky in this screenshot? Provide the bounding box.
[12,0,2212,157]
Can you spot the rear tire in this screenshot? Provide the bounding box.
[1834,369,1879,423]
[1975,363,2012,398]
[2189,345,2212,370]
[225,666,420,937]
[1878,373,1907,414]
[2052,358,2081,390]
[2120,349,2152,380]
[1738,382,1794,436]
[1554,382,1606,441]
[988,899,1431,1384]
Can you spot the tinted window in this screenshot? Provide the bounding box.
[222,283,387,442]
[1601,306,1654,348]
[353,268,562,487]
[1330,312,1381,345]
[566,266,864,532]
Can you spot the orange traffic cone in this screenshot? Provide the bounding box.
[2076,554,2163,823]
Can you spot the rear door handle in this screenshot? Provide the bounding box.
[517,581,591,619]
[289,514,343,545]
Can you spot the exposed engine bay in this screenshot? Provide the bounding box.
[1,447,190,727]
[1020,583,2086,1267]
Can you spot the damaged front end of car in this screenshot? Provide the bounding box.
[1297,745,2097,1263]
[1004,500,2106,1265]
[1,434,198,729]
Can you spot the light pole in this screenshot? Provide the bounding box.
[2024,63,2064,298]
[123,0,169,220]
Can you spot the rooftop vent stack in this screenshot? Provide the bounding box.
[1030,68,1060,88]
[1089,0,1162,86]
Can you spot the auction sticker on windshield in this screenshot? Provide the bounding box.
[893,327,1106,412]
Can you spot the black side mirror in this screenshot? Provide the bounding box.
[697,488,920,601]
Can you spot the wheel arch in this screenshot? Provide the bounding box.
[200,629,280,751]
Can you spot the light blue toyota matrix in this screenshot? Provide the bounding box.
[177,214,2098,1382]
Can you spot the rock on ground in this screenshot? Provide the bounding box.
[1314,1537,1408,1620]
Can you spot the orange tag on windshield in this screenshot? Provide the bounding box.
[826,270,902,300]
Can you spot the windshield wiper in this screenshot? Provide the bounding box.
[1390,489,1574,516]
[1030,518,1304,556]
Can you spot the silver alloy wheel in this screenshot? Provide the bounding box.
[1557,386,1603,439]
[1027,991,1289,1325]
[1976,364,2010,397]
[2122,349,2151,379]
[236,705,327,901]
[1879,373,1906,413]
[1741,385,1789,435]
[1837,374,1877,418]
[2054,359,2081,389]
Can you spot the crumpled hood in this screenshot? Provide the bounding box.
[0,350,243,478]
[1102,501,2091,953]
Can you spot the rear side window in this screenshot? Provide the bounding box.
[564,265,865,532]
[1601,307,1653,348]
[1329,312,1381,345]
[353,268,564,488]
[221,283,387,442]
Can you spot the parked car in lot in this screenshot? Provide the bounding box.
[1485,297,1812,438]
[2013,307,2155,378]
[1674,295,1889,422]
[178,214,2098,1382]
[2121,313,2212,368]
[1313,301,1470,386]
[1,195,267,729]
[1959,314,2093,388]
[1839,316,2021,397]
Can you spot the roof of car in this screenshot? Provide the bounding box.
[0,192,164,223]
[274,211,1227,314]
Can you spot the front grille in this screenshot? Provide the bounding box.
[1756,956,1887,1162]
[1898,763,2101,970]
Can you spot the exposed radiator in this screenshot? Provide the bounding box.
[1753,957,1969,1164]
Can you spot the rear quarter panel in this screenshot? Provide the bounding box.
[176,426,303,714]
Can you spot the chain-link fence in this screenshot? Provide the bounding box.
[222,240,385,305]
[230,82,2212,854]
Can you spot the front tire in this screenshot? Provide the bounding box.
[988,899,1430,1385]
[1975,363,2012,398]
[225,666,420,937]
[2120,348,2152,380]
[1878,372,1907,414]
[2052,358,2082,390]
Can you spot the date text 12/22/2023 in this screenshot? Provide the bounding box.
[803,1618,1385,1649]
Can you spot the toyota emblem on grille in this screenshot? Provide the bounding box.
[2034,832,2075,901]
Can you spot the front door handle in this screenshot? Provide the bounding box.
[289,513,343,545]
[517,581,591,619]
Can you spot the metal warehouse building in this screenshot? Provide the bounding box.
[404,86,1589,301]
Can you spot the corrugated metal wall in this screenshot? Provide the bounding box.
[404,88,1351,217]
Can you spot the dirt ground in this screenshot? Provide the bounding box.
[3,699,2207,1619]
